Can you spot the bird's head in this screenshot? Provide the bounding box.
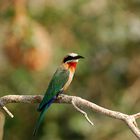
[63,53,84,70]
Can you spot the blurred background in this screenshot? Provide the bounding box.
[0,0,140,139]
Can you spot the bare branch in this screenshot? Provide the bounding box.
[2,106,14,118]
[71,99,94,126]
[0,94,140,139]
[133,112,140,120]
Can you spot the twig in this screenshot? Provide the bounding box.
[72,99,94,126]
[2,106,14,118]
[133,112,140,120]
[0,94,140,139]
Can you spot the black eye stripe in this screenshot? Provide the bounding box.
[63,56,74,63]
[73,56,81,59]
[63,55,84,63]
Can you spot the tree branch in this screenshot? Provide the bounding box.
[0,94,140,139]
[71,99,94,126]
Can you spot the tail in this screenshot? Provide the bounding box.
[33,98,55,136]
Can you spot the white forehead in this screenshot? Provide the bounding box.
[68,53,78,57]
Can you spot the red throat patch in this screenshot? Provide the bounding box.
[67,62,77,69]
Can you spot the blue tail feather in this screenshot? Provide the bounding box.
[33,98,55,136]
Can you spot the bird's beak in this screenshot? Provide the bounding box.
[76,55,84,59]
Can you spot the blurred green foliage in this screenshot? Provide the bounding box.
[0,0,140,140]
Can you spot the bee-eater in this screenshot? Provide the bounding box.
[33,53,84,135]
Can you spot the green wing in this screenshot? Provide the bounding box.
[38,67,69,111]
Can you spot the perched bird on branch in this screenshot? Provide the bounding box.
[33,53,84,135]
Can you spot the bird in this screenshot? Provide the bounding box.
[33,53,84,135]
